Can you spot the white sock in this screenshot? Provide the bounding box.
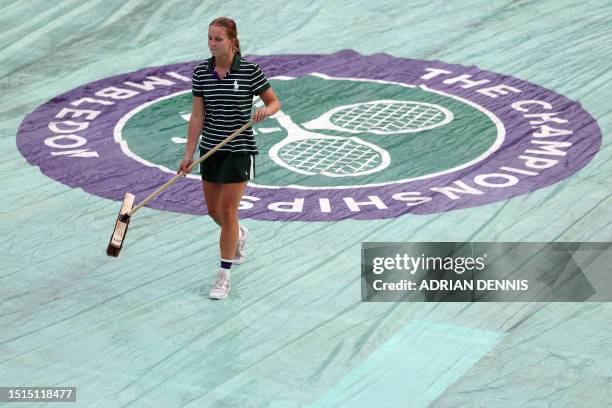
[219,258,233,279]
[238,225,243,240]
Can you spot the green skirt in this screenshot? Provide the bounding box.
[199,149,255,183]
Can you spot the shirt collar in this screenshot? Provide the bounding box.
[206,53,241,75]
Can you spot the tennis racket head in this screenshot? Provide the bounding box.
[269,134,390,177]
[303,99,453,135]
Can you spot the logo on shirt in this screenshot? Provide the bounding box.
[16,51,602,221]
[233,79,239,92]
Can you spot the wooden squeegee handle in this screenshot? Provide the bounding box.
[129,120,253,216]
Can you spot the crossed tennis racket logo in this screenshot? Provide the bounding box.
[175,97,453,177]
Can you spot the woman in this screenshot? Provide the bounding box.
[178,17,281,300]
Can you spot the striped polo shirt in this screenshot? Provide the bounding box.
[192,54,271,155]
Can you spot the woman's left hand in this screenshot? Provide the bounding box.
[253,107,268,123]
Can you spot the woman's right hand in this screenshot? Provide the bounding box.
[177,156,194,175]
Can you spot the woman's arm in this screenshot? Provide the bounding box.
[253,88,281,123]
[185,96,205,158]
[177,96,205,173]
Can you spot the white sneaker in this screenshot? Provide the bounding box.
[233,226,249,264]
[209,272,230,300]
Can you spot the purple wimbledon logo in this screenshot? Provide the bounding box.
[16,50,602,221]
